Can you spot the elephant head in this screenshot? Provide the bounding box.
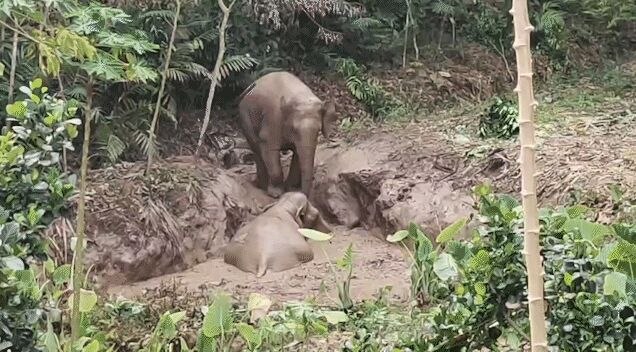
[281,97,338,140]
[278,192,332,233]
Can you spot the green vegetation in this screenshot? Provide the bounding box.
[1,0,635,350]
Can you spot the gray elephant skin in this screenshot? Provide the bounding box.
[223,192,331,277]
[237,71,338,198]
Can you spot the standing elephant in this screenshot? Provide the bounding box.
[237,71,338,198]
[223,192,331,277]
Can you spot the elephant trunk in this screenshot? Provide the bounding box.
[296,144,316,198]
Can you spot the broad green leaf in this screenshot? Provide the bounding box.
[436,218,468,243]
[196,333,217,352]
[6,102,27,118]
[2,256,25,270]
[68,289,98,313]
[416,234,434,262]
[603,272,627,297]
[170,311,186,324]
[236,322,261,347]
[53,264,72,285]
[612,224,636,244]
[19,86,31,95]
[298,228,333,241]
[387,230,409,243]
[0,62,4,76]
[30,78,43,90]
[469,249,491,270]
[433,253,459,281]
[608,241,636,279]
[156,312,178,339]
[202,293,233,338]
[563,219,611,244]
[322,310,349,324]
[474,282,487,296]
[566,205,589,218]
[564,272,574,287]
[43,320,60,352]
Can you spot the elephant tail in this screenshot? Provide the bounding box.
[256,256,268,278]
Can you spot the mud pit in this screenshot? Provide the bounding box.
[70,131,474,303]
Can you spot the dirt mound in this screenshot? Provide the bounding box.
[47,157,274,287]
[312,131,474,238]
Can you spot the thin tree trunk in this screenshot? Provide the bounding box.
[70,79,93,344]
[195,0,235,157]
[8,29,18,103]
[147,0,181,174]
[402,0,411,68]
[510,1,548,351]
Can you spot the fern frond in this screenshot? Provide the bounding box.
[218,55,259,81]
[431,1,455,16]
[102,134,126,163]
[350,17,382,30]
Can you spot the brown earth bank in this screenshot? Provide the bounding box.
[45,127,476,301]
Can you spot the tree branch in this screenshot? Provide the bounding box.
[147,0,181,174]
[195,0,235,158]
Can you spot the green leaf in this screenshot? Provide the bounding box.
[2,256,25,270]
[608,241,636,279]
[469,249,491,270]
[474,282,487,296]
[53,264,72,285]
[6,102,27,118]
[170,311,186,324]
[30,78,43,90]
[436,218,468,243]
[563,219,611,244]
[433,253,459,281]
[236,323,261,347]
[298,228,333,241]
[43,320,60,352]
[0,62,4,76]
[68,289,98,313]
[202,293,233,338]
[387,230,409,243]
[322,310,349,324]
[156,311,178,339]
[566,205,589,218]
[603,272,627,297]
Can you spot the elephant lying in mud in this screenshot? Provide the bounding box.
[237,71,338,198]
[223,192,331,277]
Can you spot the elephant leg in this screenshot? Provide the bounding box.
[285,150,301,191]
[250,144,268,190]
[260,145,284,198]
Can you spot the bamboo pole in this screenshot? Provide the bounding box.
[510,0,548,351]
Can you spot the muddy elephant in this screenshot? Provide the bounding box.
[223,192,331,277]
[237,71,338,198]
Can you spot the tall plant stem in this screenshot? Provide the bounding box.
[195,0,235,158]
[70,79,93,343]
[8,28,18,105]
[510,0,548,350]
[147,0,181,174]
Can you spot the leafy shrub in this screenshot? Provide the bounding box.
[0,80,79,351]
[385,185,636,351]
[335,58,408,121]
[479,97,519,139]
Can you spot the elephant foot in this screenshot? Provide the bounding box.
[266,185,284,198]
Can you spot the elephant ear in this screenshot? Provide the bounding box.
[293,204,305,227]
[320,101,337,139]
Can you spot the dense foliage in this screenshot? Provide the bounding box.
[0,80,78,351]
